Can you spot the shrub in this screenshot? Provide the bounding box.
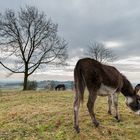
[27,81,37,90]
[44,81,55,90]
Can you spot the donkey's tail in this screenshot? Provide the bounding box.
[74,62,85,103]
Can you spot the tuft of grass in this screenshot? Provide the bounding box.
[0,90,140,140]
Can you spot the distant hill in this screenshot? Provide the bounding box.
[0,81,22,90]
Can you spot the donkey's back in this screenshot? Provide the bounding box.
[74,58,123,94]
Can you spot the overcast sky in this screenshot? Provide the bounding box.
[0,0,140,83]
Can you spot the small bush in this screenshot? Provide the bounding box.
[0,89,2,96]
[27,81,37,90]
[44,81,55,90]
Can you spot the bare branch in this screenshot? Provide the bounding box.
[0,61,24,73]
[85,41,116,63]
[0,6,68,90]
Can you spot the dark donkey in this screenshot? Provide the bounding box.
[74,58,140,133]
[55,84,65,91]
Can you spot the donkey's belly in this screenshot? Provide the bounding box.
[97,84,116,96]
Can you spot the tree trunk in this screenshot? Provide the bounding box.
[23,72,28,90]
[23,64,28,90]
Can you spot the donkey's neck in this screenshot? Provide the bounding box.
[121,76,134,97]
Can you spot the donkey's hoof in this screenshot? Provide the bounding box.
[115,116,120,122]
[117,119,121,122]
[74,126,80,133]
[94,121,100,127]
[108,110,112,115]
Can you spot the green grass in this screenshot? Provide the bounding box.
[0,90,140,140]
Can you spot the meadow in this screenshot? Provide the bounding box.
[0,90,140,140]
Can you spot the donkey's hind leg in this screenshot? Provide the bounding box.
[74,94,80,133]
[87,90,99,127]
[73,81,85,133]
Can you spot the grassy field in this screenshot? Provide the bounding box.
[0,90,140,140]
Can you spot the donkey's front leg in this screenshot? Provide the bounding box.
[112,93,120,122]
[108,95,112,115]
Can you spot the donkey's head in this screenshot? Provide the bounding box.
[134,84,140,94]
[126,94,140,115]
[121,76,140,115]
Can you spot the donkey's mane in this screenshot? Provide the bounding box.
[121,75,135,97]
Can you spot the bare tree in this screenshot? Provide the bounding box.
[85,41,116,63]
[0,6,68,90]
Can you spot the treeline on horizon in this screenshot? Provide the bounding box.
[0,80,74,90]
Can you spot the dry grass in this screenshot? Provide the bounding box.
[0,90,140,140]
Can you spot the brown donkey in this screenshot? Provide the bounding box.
[74,58,140,133]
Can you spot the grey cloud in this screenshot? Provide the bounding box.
[1,0,140,58]
[1,0,140,82]
[115,64,140,73]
